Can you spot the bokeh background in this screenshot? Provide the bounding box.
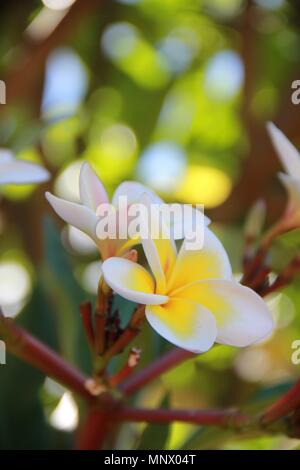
[1,0,300,450]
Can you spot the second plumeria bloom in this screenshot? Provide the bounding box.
[267,122,300,228]
[0,150,50,185]
[102,210,274,353]
[46,162,209,260]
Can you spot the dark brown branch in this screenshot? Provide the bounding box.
[3,0,103,107]
[259,255,300,296]
[76,397,118,450]
[102,305,145,365]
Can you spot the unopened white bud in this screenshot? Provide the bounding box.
[244,199,266,240]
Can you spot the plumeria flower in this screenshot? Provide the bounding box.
[267,122,300,228]
[46,161,209,260]
[0,150,49,185]
[101,198,274,353]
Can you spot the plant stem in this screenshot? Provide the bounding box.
[0,312,93,402]
[94,282,112,356]
[120,347,195,396]
[242,247,268,285]
[118,406,249,428]
[103,305,145,365]
[109,348,141,387]
[76,406,116,450]
[259,254,300,297]
[80,302,95,353]
[261,377,300,425]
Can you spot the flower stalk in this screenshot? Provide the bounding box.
[259,254,300,296]
[108,348,141,387]
[102,305,146,366]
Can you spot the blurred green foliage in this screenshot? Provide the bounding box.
[1,0,300,450]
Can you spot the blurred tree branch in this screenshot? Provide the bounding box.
[0,309,94,402]
[3,308,300,449]
[0,0,106,264]
[2,0,104,108]
[209,1,300,224]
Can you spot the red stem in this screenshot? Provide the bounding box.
[76,407,116,450]
[118,406,249,427]
[80,302,95,353]
[261,377,300,425]
[0,314,93,402]
[120,348,195,396]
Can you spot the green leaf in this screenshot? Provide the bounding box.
[42,216,91,373]
[112,294,136,329]
[276,228,300,249]
[0,280,65,449]
[181,426,233,450]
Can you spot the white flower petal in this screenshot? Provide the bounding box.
[112,181,163,207]
[146,298,217,353]
[79,162,109,210]
[174,279,274,347]
[102,257,168,305]
[46,192,98,241]
[168,227,232,292]
[0,159,50,185]
[267,122,300,178]
[0,149,14,164]
[139,193,177,293]
[278,172,300,209]
[170,204,210,241]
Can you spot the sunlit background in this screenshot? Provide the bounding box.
[1,0,300,450]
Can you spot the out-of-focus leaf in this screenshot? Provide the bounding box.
[181,380,294,450]
[276,229,300,249]
[181,426,233,450]
[42,217,91,374]
[137,395,170,450]
[112,295,136,329]
[0,280,70,449]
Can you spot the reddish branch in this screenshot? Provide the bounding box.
[80,302,95,353]
[249,266,270,291]
[109,348,141,387]
[242,247,269,285]
[120,348,195,396]
[261,377,300,425]
[118,406,249,428]
[0,312,93,402]
[76,406,117,450]
[259,255,300,297]
[3,0,103,106]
